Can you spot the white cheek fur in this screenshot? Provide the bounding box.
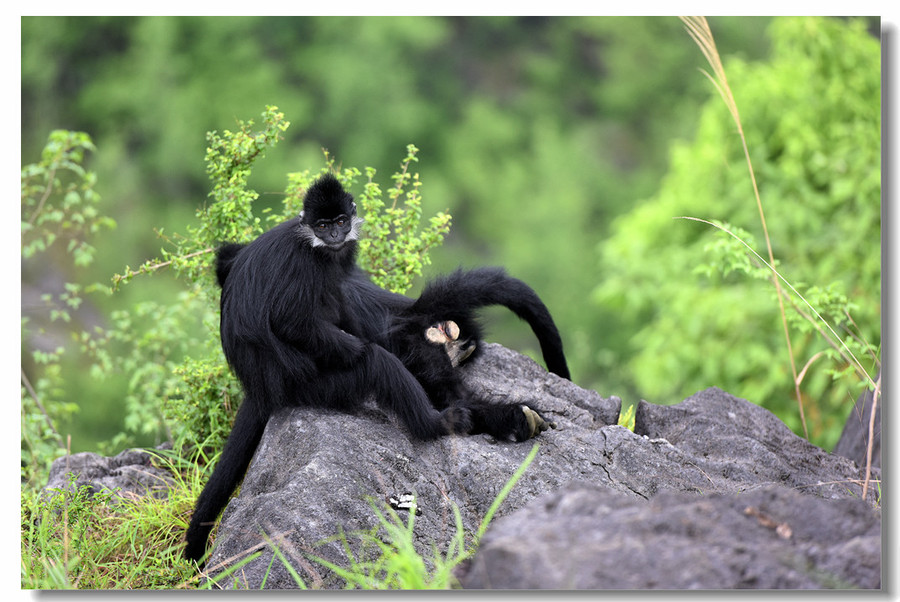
[346,216,364,241]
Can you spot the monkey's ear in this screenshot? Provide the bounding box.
[298,210,305,222]
[350,202,357,216]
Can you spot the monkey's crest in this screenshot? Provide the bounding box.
[300,173,356,223]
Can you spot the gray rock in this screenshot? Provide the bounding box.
[202,344,878,589]
[632,387,875,501]
[456,482,881,589]
[44,446,175,500]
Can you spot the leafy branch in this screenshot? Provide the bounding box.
[357,145,452,293]
[112,106,289,291]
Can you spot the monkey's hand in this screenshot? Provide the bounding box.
[521,405,556,438]
[312,326,367,370]
[425,320,476,367]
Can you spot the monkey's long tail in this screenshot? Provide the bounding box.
[184,400,268,565]
[412,267,571,380]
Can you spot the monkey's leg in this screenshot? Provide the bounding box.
[353,342,473,439]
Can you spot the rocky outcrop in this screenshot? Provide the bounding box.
[456,482,881,589]
[44,446,175,500]
[198,344,879,589]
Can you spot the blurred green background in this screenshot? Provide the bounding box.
[21,16,881,455]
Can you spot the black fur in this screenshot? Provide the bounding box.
[183,174,568,563]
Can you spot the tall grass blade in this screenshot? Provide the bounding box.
[679,16,807,438]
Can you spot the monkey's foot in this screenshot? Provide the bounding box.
[521,405,556,438]
[425,320,476,367]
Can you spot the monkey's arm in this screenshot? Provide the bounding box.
[269,312,366,371]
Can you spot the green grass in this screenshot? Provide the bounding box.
[21,449,202,589]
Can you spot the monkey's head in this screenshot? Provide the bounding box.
[298,173,363,252]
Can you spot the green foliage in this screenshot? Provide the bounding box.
[694,218,878,390]
[200,106,290,245]
[21,130,116,486]
[593,17,880,449]
[113,105,289,290]
[81,293,214,451]
[693,219,770,281]
[356,145,452,293]
[169,354,244,453]
[21,130,114,266]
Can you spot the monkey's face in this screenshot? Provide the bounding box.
[297,212,363,252]
[309,213,358,250]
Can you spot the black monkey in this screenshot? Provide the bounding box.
[184,174,567,563]
[184,174,471,563]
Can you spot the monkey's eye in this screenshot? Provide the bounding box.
[316,223,328,231]
[336,219,346,227]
